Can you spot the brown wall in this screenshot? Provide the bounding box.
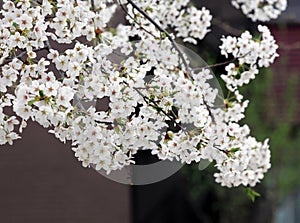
[0,121,131,223]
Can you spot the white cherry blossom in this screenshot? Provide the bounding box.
[0,0,279,189]
[232,0,287,22]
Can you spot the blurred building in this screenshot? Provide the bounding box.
[269,1,300,223]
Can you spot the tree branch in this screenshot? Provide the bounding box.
[199,58,237,70]
[90,0,95,11]
[0,47,48,68]
[212,18,242,36]
[116,0,159,39]
[123,0,192,79]
[122,81,192,134]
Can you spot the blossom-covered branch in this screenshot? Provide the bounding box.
[0,0,281,188]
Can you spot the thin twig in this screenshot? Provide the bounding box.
[122,81,191,134]
[124,0,192,78]
[116,0,159,39]
[0,46,48,68]
[200,50,253,70]
[199,58,237,70]
[212,18,242,36]
[90,0,95,11]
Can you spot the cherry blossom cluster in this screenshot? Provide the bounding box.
[220,25,279,91]
[0,0,279,188]
[49,39,220,172]
[0,91,20,145]
[125,0,212,44]
[232,0,287,22]
[211,95,271,187]
[210,25,277,186]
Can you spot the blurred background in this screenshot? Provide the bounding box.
[0,0,300,222]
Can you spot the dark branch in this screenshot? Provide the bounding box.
[212,18,241,36]
[199,58,236,70]
[91,0,95,11]
[124,0,192,79]
[116,0,159,39]
[0,46,48,68]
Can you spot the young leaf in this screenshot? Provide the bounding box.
[245,187,261,202]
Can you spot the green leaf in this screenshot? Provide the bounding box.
[152,105,163,113]
[28,99,37,106]
[12,22,19,29]
[161,32,167,39]
[149,94,155,100]
[44,97,51,104]
[229,136,236,140]
[245,187,261,202]
[230,148,240,153]
[114,126,120,134]
[169,91,180,97]
[145,6,153,12]
[39,90,45,99]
